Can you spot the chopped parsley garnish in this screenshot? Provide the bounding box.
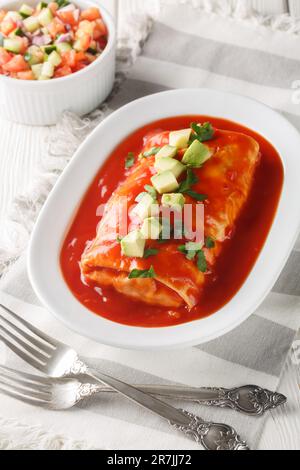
[177,169,207,202]
[190,122,215,143]
[178,242,203,261]
[142,147,161,158]
[184,190,207,202]
[197,250,207,273]
[125,152,135,169]
[128,266,156,279]
[144,248,159,259]
[205,236,215,248]
[144,185,157,201]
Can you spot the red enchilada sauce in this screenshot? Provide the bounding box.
[60,116,284,327]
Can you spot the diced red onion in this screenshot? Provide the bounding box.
[56,33,72,43]
[73,9,80,22]
[32,34,52,46]
[16,20,24,28]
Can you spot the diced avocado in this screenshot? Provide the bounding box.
[156,145,177,159]
[38,7,53,27]
[47,50,61,66]
[55,42,72,53]
[162,193,186,210]
[23,16,40,33]
[182,140,213,168]
[169,129,192,149]
[3,38,22,53]
[132,193,159,221]
[41,61,54,78]
[141,217,162,240]
[151,171,179,194]
[31,63,43,79]
[154,157,186,179]
[121,230,145,258]
[19,4,34,18]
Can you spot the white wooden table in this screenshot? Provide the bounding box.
[0,0,299,450]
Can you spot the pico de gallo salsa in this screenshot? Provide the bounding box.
[0,2,108,80]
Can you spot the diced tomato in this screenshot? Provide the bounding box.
[54,64,72,78]
[97,37,107,50]
[0,47,12,66]
[47,18,66,38]
[17,37,29,54]
[57,10,78,26]
[80,7,101,21]
[2,55,29,73]
[93,19,107,39]
[61,50,76,68]
[1,17,16,35]
[75,51,87,62]
[73,62,87,72]
[0,9,7,23]
[17,70,34,80]
[49,2,59,15]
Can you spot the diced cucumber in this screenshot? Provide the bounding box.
[156,145,177,159]
[31,63,43,79]
[162,193,186,210]
[154,157,186,179]
[73,39,83,52]
[38,75,51,80]
[182,140,213,168]
[132,194,159,221]
[141,218,162,240]
[47,50,61,66]
[41,61,54,78]
[42,45,56,54]
[19,4,34,18]
[38,8,53,27]
[23,16,40,33]
[26,45,43,65]
[121,230,145,258]
[169,129,192,149]
[0,33,4,47]
[55,42,72,53]
[151,171,179,194]
[37,2,48,11]
[3,38,22,53]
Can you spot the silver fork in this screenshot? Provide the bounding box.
[0,304,248,450]
[0,364,286,416]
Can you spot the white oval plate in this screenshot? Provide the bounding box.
[28,89,300,350]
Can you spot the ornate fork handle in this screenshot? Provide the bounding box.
[170,410,249,451]
[83,382,286,416]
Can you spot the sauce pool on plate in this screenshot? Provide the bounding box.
[60,116,284,328]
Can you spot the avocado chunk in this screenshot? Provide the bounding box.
[141,217,162,240]
[156,145,177,159]
[121,230,145,258]
[151,171,179,194]
[154,157,186,179]
[182,140,213,168]
[169,129,192,149]
[132,193,159,221]
[162,193,185,210]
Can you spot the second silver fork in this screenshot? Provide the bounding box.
[0,303,248,450]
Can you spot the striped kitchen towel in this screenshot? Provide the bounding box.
[0,0,300,450]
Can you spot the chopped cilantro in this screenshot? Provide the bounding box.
[128,266,156,279]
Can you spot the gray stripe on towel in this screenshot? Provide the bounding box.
[196,314,295,376]
[273,250,300,297]
[142,23,300,89]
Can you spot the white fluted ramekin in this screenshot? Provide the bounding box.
[0,0,116,125]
